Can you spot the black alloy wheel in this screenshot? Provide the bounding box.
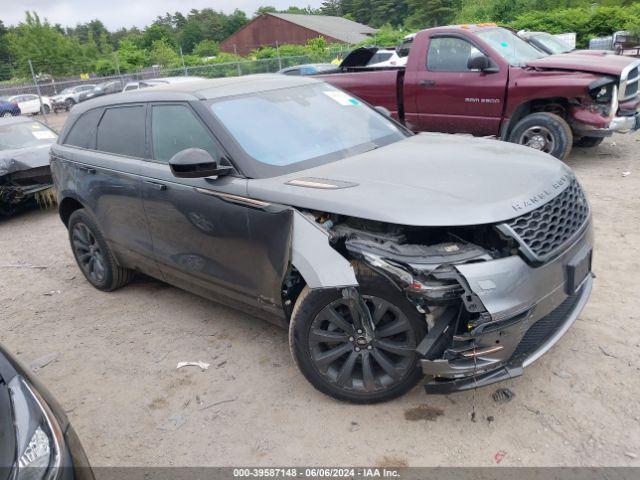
[71,222,107,285]
[308,295,418,394]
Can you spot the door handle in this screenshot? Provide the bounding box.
[144,180,167,191]
[419,79,436,87]
[79,166,96,174]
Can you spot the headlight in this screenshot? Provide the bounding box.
[8,376,62,480]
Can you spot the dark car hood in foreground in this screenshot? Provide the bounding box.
[247,133,573,227]
[0,145,51,177]
[527,52,638,76]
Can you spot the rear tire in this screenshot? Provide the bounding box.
[289,267,427,403]
[508,112,573,160]
[574,136,604,148]
[1,111,12,118]
[41,104,51,114]
[68,209,134,291]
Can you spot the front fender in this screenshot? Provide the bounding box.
[291,210,358,289]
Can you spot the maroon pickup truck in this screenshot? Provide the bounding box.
[318,25,640,159]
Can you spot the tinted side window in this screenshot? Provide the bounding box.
[97,105,146,157]
[151,104,220,162]
[63,109,103,149]
[283,68,301,76]
[427,37,478,72]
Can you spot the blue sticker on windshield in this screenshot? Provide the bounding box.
[348,98,360,105]
[500,41,508,47]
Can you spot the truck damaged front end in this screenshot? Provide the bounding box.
[570,61,640,137]
[297,175,593,394]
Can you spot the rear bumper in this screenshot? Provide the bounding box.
[421,221,594,394]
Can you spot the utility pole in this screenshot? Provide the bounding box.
[233,44,241,76]
[28,60,48,125]
[179,46,187,76]
[276,41,282,71]
[113,52,121,80]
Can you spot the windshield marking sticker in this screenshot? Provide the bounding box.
[32,130,56,139]
[324,90,359,106]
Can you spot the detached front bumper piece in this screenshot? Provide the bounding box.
[421,222,594,394]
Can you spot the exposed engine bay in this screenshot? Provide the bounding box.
[296,211,516,351]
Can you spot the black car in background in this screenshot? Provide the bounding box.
[78,80,123,102]
[0,343,93,480]
[0,116,57,216]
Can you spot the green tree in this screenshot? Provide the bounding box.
[116,38,148,71]
[148,39,180,67]
[7,11,86,76]
[406,0,459,28]
[193,39,220,57]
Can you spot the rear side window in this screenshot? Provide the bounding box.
[97,105,146,157]
[427,37,478,72]
[151,104,220,162]
[64,109,102,149]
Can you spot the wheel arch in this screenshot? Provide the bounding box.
[501,97,570,139]
[58,195,85,227]
[281,210,359,321]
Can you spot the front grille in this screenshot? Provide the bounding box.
[621,64,639,100]
[505,179,589,260]
[510,293,581,361]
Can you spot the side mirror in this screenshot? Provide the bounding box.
[169,148,233,178]
[374,105,392,117]
[467,52,498,73]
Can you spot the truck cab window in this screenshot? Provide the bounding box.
[427,37,478,72]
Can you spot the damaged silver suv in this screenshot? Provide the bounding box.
[50,75,593,403]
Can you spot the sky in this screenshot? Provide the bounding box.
[4,1,324,29]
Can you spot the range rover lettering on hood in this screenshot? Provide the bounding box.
[511,173,574,213]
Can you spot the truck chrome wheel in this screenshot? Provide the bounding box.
[519,126,555,153]
[71,222,106,284]
[308,296,417,394]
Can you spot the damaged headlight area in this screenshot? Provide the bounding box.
[8,376,62,480]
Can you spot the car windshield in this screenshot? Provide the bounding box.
[477,27,547,66]
[210,83,407,177]
[0,121,57,151]
[533,33,573,54]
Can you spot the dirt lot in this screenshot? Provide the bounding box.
[1,112,639,467]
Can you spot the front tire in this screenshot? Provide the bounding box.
[68,209,134,291]
[508,112,573,160]
[41,104,51,114]
[64,98,75,110]
[289,268,427,403]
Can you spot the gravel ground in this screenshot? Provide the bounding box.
[1,113,639,467]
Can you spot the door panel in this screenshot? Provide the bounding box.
[53,146,160,278]
[412,35,508,136]
[141,164,272,306]
[142,102,292,314]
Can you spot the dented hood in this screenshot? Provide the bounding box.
[247,133,574,227]
[0,145,51,177]
[526,52,637,76]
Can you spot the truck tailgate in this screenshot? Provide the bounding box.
[317,69,403,119]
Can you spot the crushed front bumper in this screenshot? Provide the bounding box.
[421,221,594,394]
